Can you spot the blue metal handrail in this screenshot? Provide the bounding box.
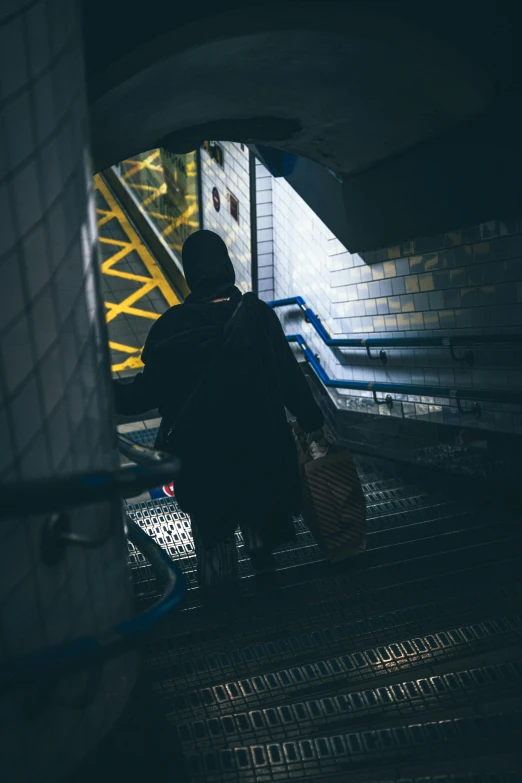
[270,296,522,350]
[270,297,522,413]
[0,443,179,520]
[0,516,185,694]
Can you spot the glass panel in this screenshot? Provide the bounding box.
[119,148,199,257]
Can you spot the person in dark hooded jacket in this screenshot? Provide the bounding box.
[113,229,324,587]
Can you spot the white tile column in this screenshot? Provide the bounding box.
[0,2,136,780]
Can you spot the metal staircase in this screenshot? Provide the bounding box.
[123,424,522,782]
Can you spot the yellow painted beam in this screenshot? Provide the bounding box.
[94,172,181,374]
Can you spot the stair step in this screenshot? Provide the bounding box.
[125,452,521,781]
[149,563,522,649]
[150,613,522,715]
[147,583,522,677]
[174,659,522,751]
[181,711,522,782]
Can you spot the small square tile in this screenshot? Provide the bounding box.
[423,311,440,329]
[379,279,393,296]
[0,314,34,393]
[48,400,71,470]
[376,297,389,315]
[454,309,473,328]
[478,285,497,305]
[22,221,50,299]
[0,15,28,101]
[1,574,41,656]
[0,249,25,333]
[413,293,429,311]
[0,407,13,473]
[419,273,434,291]
[19,429,50,478]
[13,159,42,236]
[409,255,423,272]
[423,253,439,271]
[473,241,491,262]
[25,2,51,77]
[454,244,473,265]
[4,91,35,171]
[391,277,405,295]
[10,374,43,453]
[503,259,522,281]
[39,135,64,209]
[32,72,57,144]
[57,329,77,387]
[368,281,380,298]
[460,287,479,307]
[40,343,64,416]
[54,258,82,322]
[409,312,424,329]
[52,50,76,121]
[443,289,461,308]
[0,184,16,258]
[395,258,410,276]
[47,197,69,269]
[404,276,419,294]
[399,295,414,313]
[499,219,517,236]
[491,237,509,260]
[31,288,57,359]
[466,265,485,286]
[483,261,503,284]
[383,260,396,277]
[56,117,76,180]
[428,290,444,309]
[438,309,456,329]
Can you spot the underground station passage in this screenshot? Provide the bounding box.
[2,2,522,782]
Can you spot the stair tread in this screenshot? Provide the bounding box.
[126,457,522,781]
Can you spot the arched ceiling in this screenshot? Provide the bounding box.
[86,2,490,174]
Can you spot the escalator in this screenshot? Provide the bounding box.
[113,420,522,782]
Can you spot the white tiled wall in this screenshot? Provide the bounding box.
[0,2,135,780]
[271,177,522,434]
[200,142,521,435]
[200,141,252,292]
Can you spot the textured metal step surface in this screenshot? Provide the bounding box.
[182,711,522,782]
[144,584,522,679]
[147,563,522,652]
[151,614,522,716]
[127,496,520,593]
[124,427,522,780]
[175,660,522,750]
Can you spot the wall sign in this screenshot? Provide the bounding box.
[212,186,220,212]
[229,193,239,223]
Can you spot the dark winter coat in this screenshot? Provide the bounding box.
[113,230,323,547]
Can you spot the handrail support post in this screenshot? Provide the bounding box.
[367,347,387,364]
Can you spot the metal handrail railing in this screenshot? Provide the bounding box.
[117,433,169,464]
[0,444,178,521]
[0,438,183,696]
[0,515,185,694]
[269,298,522,416]
[271,296,522,365]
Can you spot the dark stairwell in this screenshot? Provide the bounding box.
[75,420,522,783]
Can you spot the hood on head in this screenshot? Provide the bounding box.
[182,230,235,301]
